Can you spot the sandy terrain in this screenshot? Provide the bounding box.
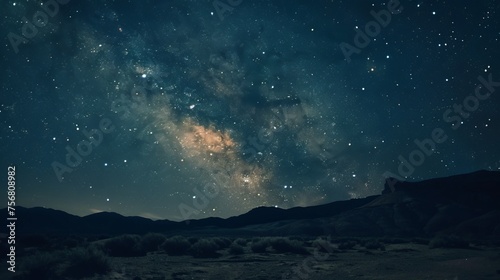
[83,243,500,280]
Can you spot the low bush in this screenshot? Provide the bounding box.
[161,235,191,256]
[289,236,305,241]
[212,237,231,249]
[62,247,111,279]
[140,233,166,252]
[190,239,220,258]
[251,238,270,253]
[103,235,144,257]
[13,251,64,280]
[188,237,199,244]
[270,237,309,255]
[234,238,248,246]
[229,243,245,255]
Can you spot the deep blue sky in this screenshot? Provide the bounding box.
[1,0,499,220]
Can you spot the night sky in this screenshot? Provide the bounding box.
[1,0,499,221]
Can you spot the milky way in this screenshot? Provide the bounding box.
[1,0,499,220]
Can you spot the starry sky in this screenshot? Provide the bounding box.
[1,0,499,221]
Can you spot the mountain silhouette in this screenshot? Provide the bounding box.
[3,170,499,239]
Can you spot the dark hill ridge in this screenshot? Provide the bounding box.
[3,170,500,238]
[384,169,500,197]
[187,195,377,228]
[333,170,500,238]
[379,169,500,206]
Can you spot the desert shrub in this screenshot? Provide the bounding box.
[189,239,219,258]
[363,239,385,251]
[212,237,231,249]
[289,236,305,241]
[88,241,106,253]
[229,243,245,255]
[140,233,166,252]
[13,251,64,280]
[188,237,199,244]
[103,235,144,257]
[429,236,469,249]
[338,240,357,250]
[161,235,191,256]
[251,238,270,253]
[234,238,248,246]
[270,237,309,255]
[252,237,262,243]
[62,247,111,279]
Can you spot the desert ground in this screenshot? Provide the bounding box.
[2,234,499,280]
[104,246,499,280]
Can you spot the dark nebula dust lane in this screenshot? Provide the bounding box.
[1,0,499,220]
